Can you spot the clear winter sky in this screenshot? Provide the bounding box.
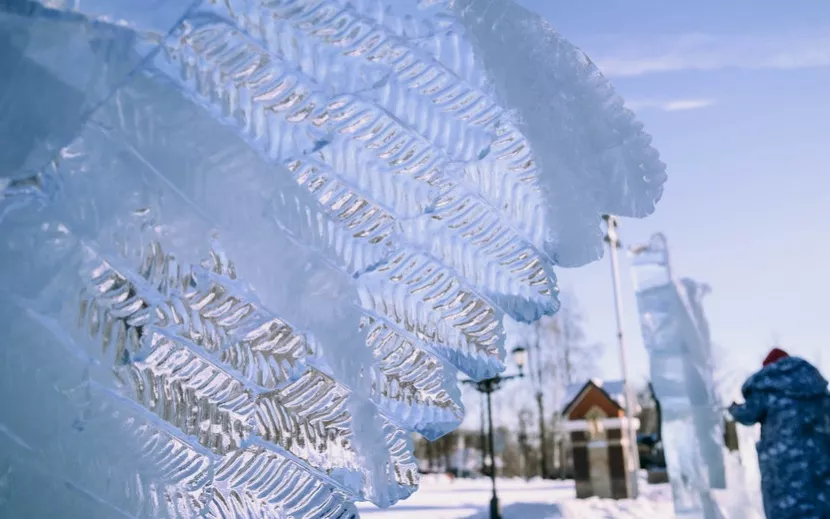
[519,0,830,385]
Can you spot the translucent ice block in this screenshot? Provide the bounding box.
[0,0,665,516]
[631,234,732,519]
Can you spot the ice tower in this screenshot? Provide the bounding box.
[631,234,762,519]
[0,0,665,516]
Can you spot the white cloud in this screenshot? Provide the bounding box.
[626,98,716,112]
[587,31,830,77]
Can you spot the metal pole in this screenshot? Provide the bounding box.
[480,392,487,472]
[486,385,501,519]
[603,215,640,497]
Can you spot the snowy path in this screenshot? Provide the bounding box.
[357,475,675,519]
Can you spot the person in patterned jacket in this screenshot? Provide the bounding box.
[729,348,830,519]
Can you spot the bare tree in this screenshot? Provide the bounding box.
[498,426,524,478]
[455,290,604,479]
[550,291,603,387]
[524,290,604,478]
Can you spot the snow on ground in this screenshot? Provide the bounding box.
[357,474,675,519]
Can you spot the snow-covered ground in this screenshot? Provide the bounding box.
[358,474,675,519]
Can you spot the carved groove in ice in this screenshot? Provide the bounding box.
[0,0,665,516]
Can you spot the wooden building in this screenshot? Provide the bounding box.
[562,380,640,500]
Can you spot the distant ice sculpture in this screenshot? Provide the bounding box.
[631,234,761,519]
[0,0,665,516]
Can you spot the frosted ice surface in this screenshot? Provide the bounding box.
[631,235,736,519]
[451,0,667,266]
[0,0,665,516]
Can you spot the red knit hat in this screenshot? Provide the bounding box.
[763,348,789,367]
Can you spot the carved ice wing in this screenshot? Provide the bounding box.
[0,0,665,516]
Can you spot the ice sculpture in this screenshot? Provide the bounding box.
[631,235,759,519]
[732,424,765,518]
[0,0,665,516]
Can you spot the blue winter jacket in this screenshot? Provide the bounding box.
[730,357,830,519]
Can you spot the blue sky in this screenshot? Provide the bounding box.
[519,0,830,384]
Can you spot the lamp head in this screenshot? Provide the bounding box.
[511,346,528,375]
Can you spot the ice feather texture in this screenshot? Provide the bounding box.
[0,0,665,516]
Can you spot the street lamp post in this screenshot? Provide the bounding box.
[480,392,487,472]
[602,215,640,497]
[461,346,528,519]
